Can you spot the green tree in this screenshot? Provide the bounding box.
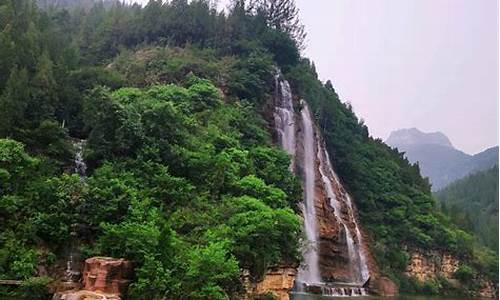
[0,66,29,137]
[28,52,58,126]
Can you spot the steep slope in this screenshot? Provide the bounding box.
[287,65,498,296]
[0,1,496,299]
[435,166,499,251]
[386,128,498,190]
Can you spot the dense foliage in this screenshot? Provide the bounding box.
[436,166,499,252]
[0,0,303,298]
[0,0,496,298]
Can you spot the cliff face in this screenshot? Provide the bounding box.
[405,250,497,298]
[293,106,380,283]
[405,251,459,281]
[243,267,297,300]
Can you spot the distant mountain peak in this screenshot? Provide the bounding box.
[386,128,453,148]
[385,127,498,190]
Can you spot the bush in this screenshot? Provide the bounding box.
[454,265,475,283]
[422,280,440,295]
[18,276,53,300]
[187,79,221,112]
[398,275,421,294]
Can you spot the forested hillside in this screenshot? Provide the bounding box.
[436,166,499,252]
[0,0,496,299]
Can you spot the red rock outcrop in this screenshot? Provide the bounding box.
[53,257,134,300]
[82,257,134,296]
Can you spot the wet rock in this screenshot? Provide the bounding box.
[304,283,322,295]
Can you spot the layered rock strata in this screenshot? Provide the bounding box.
[243,267,296,300]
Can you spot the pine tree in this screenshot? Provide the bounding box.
[254,0,306,49]
[0,66,29,137]
[28,51,58,126]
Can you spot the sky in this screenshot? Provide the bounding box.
[131,0,499,154]
[295,0,498,155]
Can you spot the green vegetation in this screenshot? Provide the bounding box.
[0,0,496,298]
[435,166,499,251]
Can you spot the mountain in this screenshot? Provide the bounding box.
[0,1,497,299]
[386,127,454,148]
[435,166,499,251]
[386,128,498,190]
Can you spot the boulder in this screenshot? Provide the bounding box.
[369,276,398,297]
[82,257,134,296]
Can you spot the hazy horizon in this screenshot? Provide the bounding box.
[296,0,498,155]
[131,0,499,155]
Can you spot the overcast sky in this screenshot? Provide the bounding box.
[132,0,498,154]
[295,0,498,154]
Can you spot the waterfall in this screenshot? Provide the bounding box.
[320,142,370,284]
[74,139,87,179]
[317,142,359,282]
[273,71,370,296]
[63,139,87,283]
[346,194,370,282]
[273,73,321,285]
[273,73,296,168]
[296,102,322,284]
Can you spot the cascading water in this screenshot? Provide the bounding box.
[273,72,296,168]
[296,102,322,285]
[273,71,370,297]
[320,142,370,285]
[273,73,321,285]
[74,139,87,179]
[317,143,358,282]
[324,149,370,283]
[63,139,87,283]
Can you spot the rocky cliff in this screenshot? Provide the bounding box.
[405,250,497,298]
[293,110,380,283]
[243,267,297,300]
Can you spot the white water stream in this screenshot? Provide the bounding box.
[273,72,369,296]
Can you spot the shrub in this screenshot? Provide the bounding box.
[454,265,475,283]
[18,276,53,300]
[422,280,440,295]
